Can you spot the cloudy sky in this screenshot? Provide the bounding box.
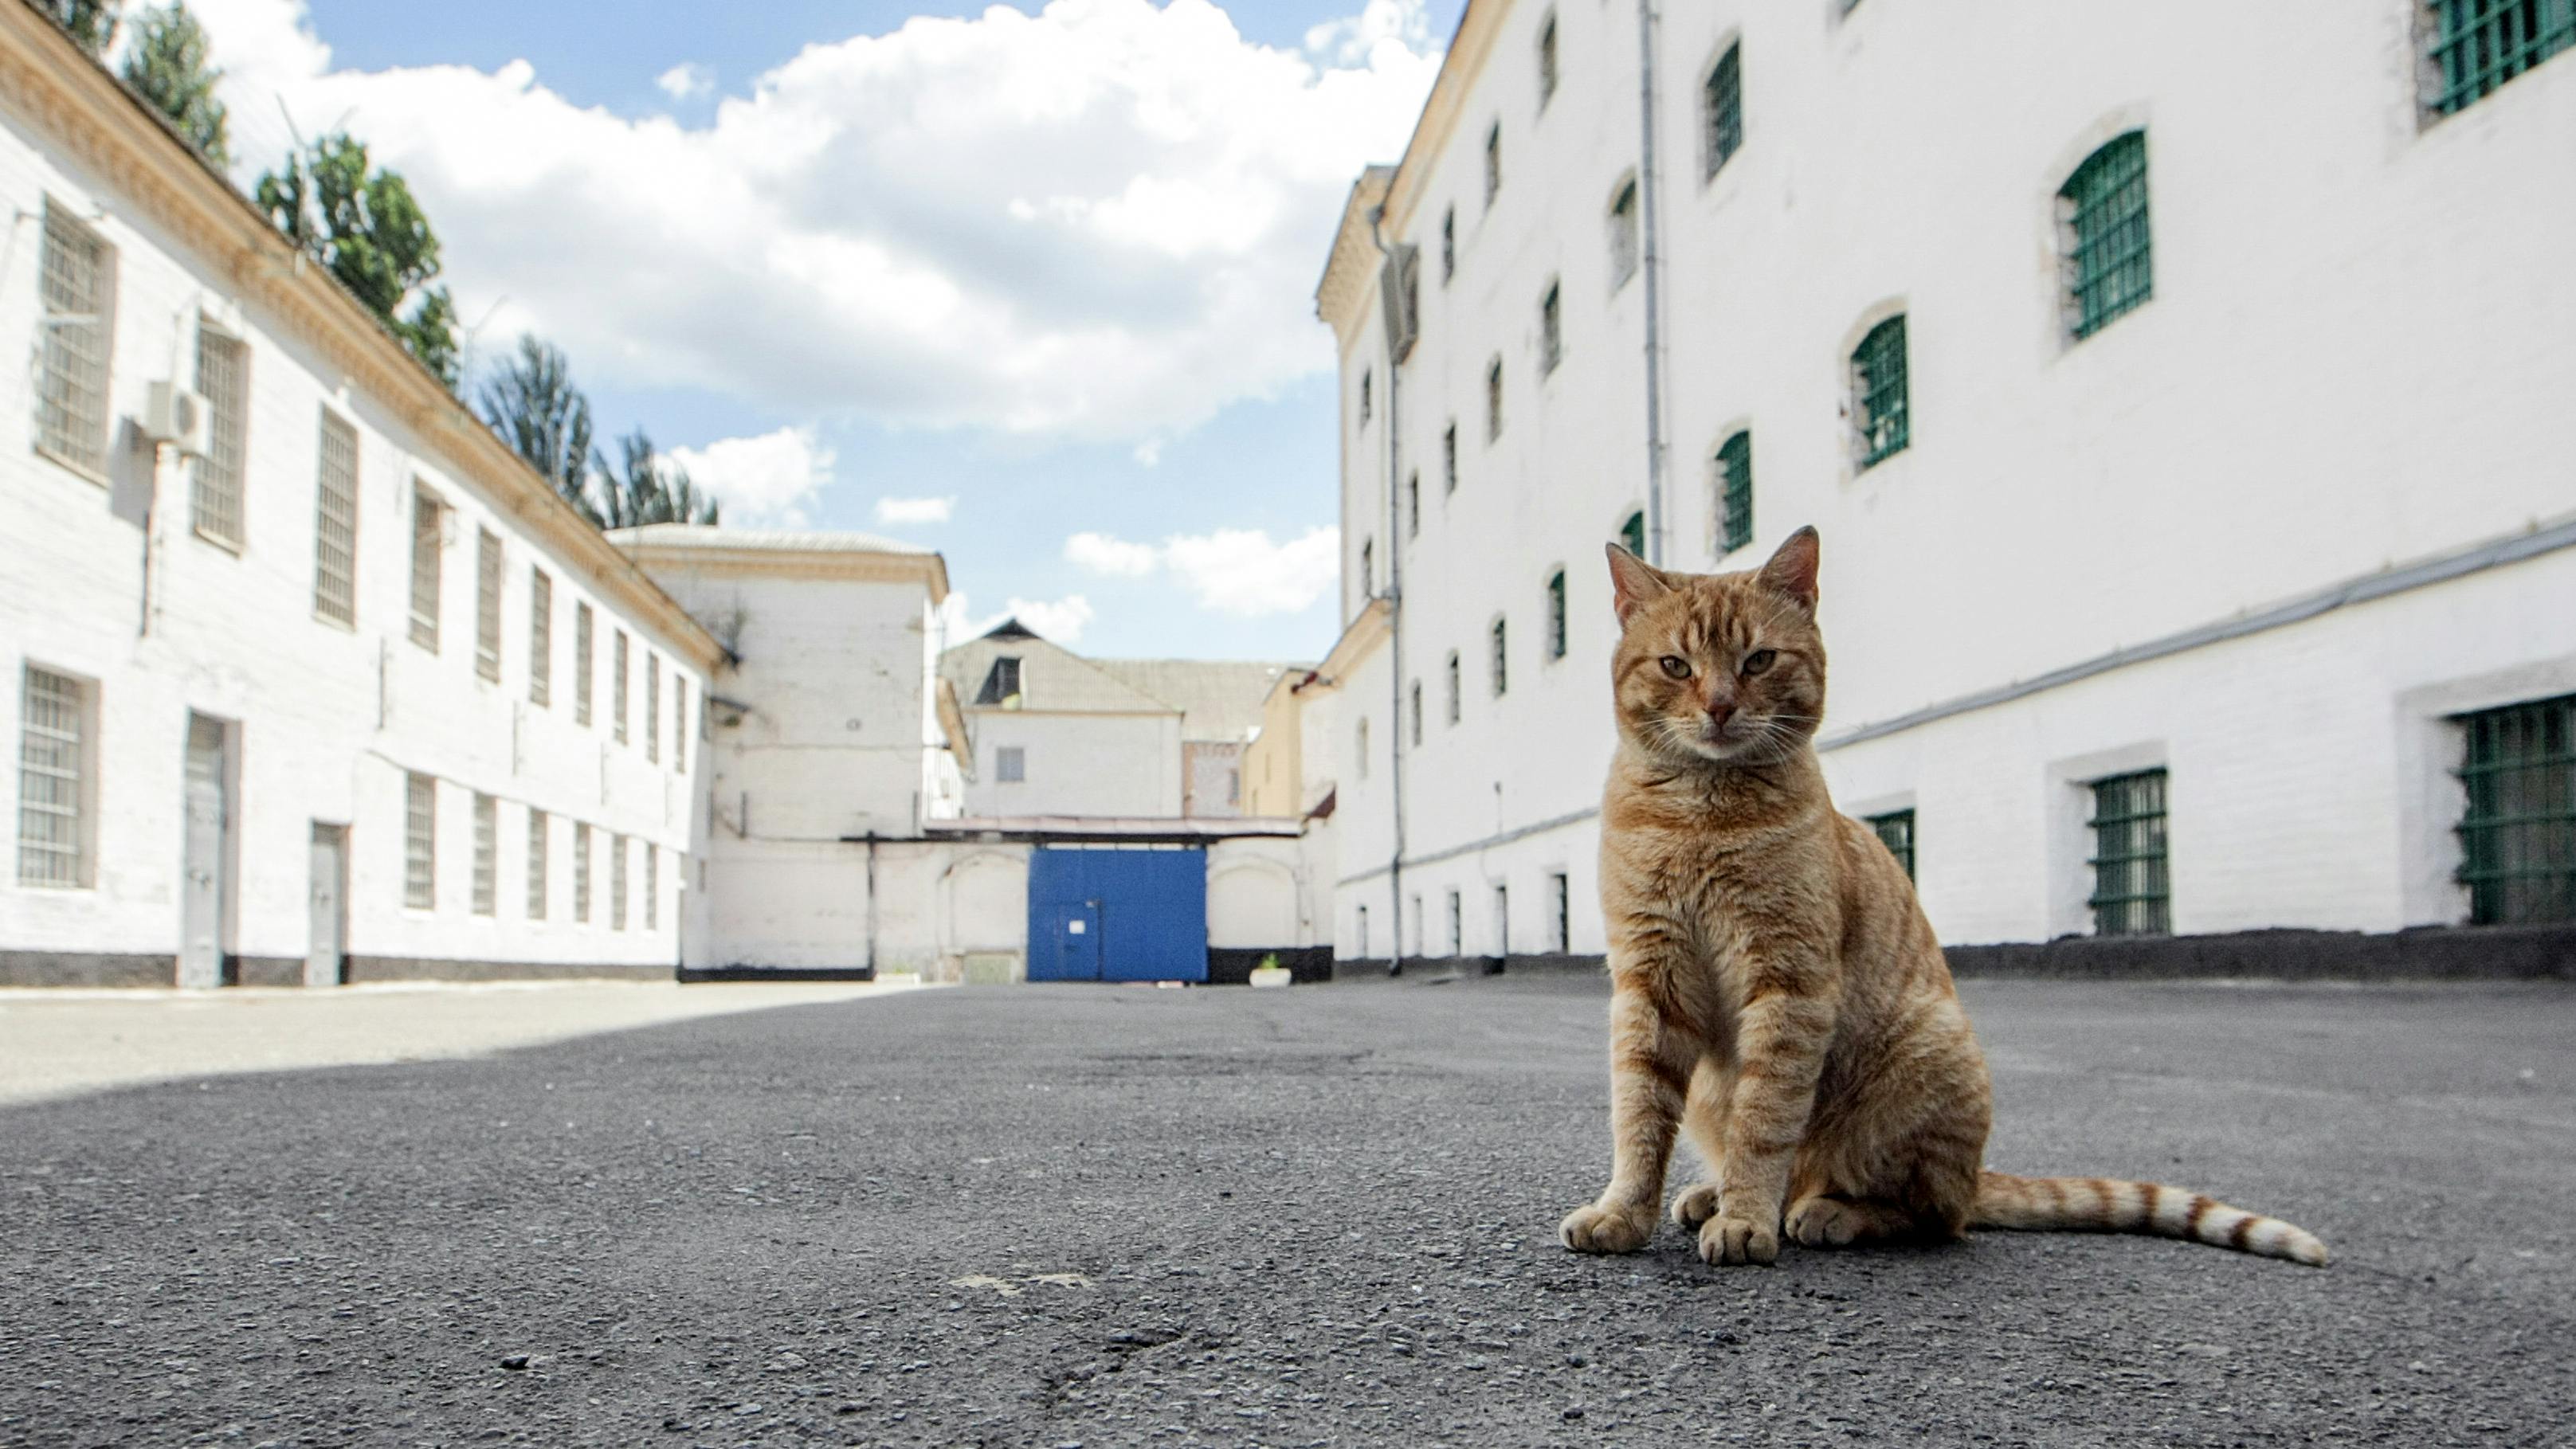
[181,0,1459,657]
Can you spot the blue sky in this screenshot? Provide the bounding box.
[194,0,1467,660]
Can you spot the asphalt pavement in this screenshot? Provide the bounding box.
[3,973,2570,1448]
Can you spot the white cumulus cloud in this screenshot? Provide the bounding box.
[198,0,1443,443]
[1065,525,1338,616]
[1065,531,1160,577]
[665,426,832,526]
[875,496,955,526]
[654,62,712,100]
[939,591,1096,647]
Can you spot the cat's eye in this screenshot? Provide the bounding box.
[1658,656,1692,680]
[1741,649,1777,677]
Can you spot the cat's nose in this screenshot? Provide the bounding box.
[1706,699,1735,728]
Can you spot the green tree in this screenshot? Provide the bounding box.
[255,133,461,387]
[122,4,231,166]
[34,0,117,55]
[477,335,601,525]
[594,429,720,529]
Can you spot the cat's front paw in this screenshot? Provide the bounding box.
[1559,1201,1654,1255]
[1696,1212,1781,1267]
[1669,1183,1723,1230]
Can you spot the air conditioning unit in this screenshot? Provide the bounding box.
[144,382,212,456]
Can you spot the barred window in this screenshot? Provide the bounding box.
[313,410,359,625]
[1484,122,1502,207]
[1608,181,1638,289]
[191,323,249,547]
[1546,570,1567,660]
[1715,431,1753,554]
[471,792,497,916]
[409,488,441,651]
[1550,871,1570,952]
[644,843,660,931]
[1406,472,1420,539]
[1704,41,1743,180]
[1491,617,1508,696]
[2424,0,2574,116]
[475,528,503,683]
[610,832,628,930]
[645,653,661,763]
[1619,510,1645,557]
[1851,315,1910,469]
[404,772,436,910]
[1359,368,1372,428]
[1539,281,1562,374]
[613,630,629,744]
[17,666,92,888]
[526,807,548,920]
[1443,422,1458,493]
[673,678,688,773]
[529,569,553,707]
[2060,131,2151,341]
[1446,889,1463,955]
[1441,207,1456,283]
[1409,680,1423,746]
[1537,13,1559,108]
[1486,357,1504,441]
[1867,809,1915,881]
[36,202,115,474]
[1445,651,1461,724]
[574,602,595,726]
[2455,692,2575,925]
[2088,770,2169,936]
[573,822,592,923]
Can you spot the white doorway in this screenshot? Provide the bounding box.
[178,714,234,989]
[307,822,347,987]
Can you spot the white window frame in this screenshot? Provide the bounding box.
[313,409,359,627]
[471,792,497,916]
[474,527,503,683]
[16,664,96,888]
[526,806,548,921]
[34,201,116,476]
[574,602,594,726]
[403,773,437,910]
[528,567,552,707]
[191,320,249,549]
[409,487,442,652]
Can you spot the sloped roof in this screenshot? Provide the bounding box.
[609,523,934,556]
[939,632,1176,715]
[1092,660,1299,743]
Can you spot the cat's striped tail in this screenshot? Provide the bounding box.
[1973,1172,2328,1267]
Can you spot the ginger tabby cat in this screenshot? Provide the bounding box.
[1558,527,2326,1268]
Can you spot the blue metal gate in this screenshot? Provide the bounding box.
[1025,848,1207,983]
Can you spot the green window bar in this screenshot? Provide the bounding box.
[2426,0,2575,116]
[1852,315,1908,469]
[1704,43,1743,180]
[1716,431,1752,554]
[2088,769,2170,936]
[1867,809,1914,882]
[1546,570,1567,660]
[1618,511,1645,556]
[2454,692,2576,925]
[2062,131,2151,340]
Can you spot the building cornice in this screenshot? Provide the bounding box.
[1308,596,1393,688]
[0,2,728,674]
[612,542,951,601]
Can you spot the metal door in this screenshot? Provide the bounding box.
[1036,899,1103,982]
[307,823,347,987]
[178,715,229,989]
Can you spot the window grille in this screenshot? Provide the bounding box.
[1484,123,1501,206]
[613,631,629,743]
[2425,0,2574,116]
[645,655,661,763]
[998,745,1026,782]
[1851,315,1910,469]
[1359,369,1372,428]
[1547,571,1567,659]
[673,679,688,773]
[1619,511,1645,557]
[404,773,436,910]
[1491,617,1508,695]
[475,528,503,682]
[2455,692,2576,924]
[472,792,497,916]
[610,832,628,930]
[36,203,114,473]
[1551,872,1570,951]
[1443,424,1458,492]
[191,324,249,547]
[1441,208,1455,283]
[409,489,441,651]
[2088,770,2169,935]
[1359,539,1373,597]
[1486,358,1504,441]
[1445,652,1461,724]
[313,411,359,625]
[1409,681,1422,746]
[1609,182,1638,288]
[1867,808,1915,881]
[644,844,659,930]
[1538,15,1559,107]
[1704,42,1743,180]
[527,807,547,920]
[1406,472,1420,538]
[17,666,88,887]
[2060,131,2151,341]
[1447,889,1462,954]
[1716,431,1753,554]
[573,823,592,923]
[1539,281,1562,373]
[574,603,595,726]
[529,569,552,706]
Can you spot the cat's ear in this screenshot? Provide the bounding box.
[1606,542,1672,626]
[1756,526,1821,610]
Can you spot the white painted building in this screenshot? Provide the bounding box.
[1317,1,2576,966]
[0,6,722,985]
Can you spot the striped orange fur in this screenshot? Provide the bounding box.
[1558,529,2327,1270]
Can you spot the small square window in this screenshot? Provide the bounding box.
[997,745,1026,783]
[2060,131,2152,341]
[1704,42,1743,180]
[1852,315,1910,469]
